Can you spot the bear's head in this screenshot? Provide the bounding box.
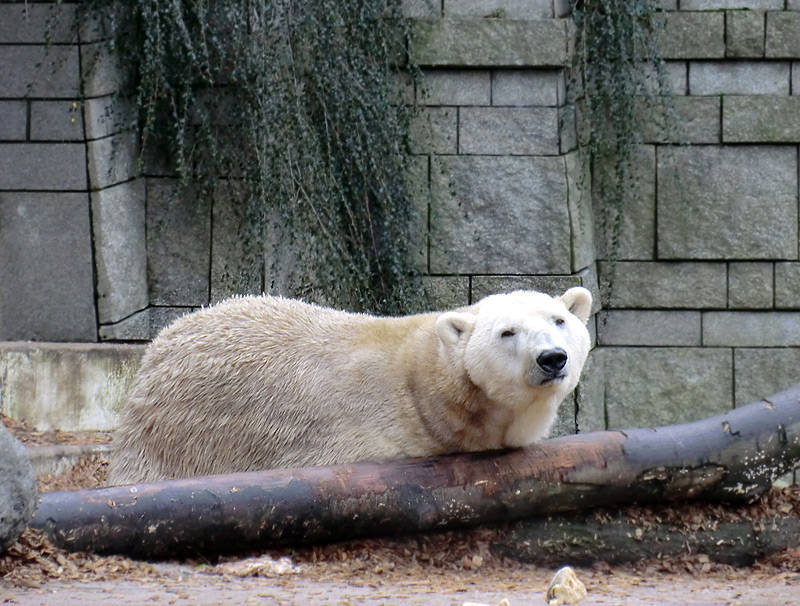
[435,287,593,414]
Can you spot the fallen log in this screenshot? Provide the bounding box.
[30,384,800,558]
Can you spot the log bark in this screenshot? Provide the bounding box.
[30,384,800,558]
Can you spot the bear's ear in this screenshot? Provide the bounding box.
[435,312,476,346]
[559,287,592,324]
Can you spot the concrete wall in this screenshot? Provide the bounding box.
[2,0,800,441]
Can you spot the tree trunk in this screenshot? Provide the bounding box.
[31,384,800,558]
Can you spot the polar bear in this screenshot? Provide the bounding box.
[109,288,592,484]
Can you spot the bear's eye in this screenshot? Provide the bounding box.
[501,329,516,338]
[554,317,565,326]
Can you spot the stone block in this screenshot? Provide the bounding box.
[657,146,797,260]
[430,155,570,274]
[704,311,800,346]
[402,0,441,18]
[459,107,559,155]
[444,0,554,18]
[99,307,194,342]
[655,12,725,60]
[775,263,800,309]
[726,10,765,58]
[0,143,86,191]
[420,276,470,311]
[0,342,144,431]
[147,180,211,307]
[417,70,491,105]
[639,96,721,144]
[80,42,126,98]
[0,192,96,342]
[550,393,577,438]
[575,350,605,433]
[492,70,565,107]
[472,275,585,300]
[30,101,84,141]
[766,11,800,58]
[209,181,267,304]
[410,107,457,154]
[723,95,800,142]
[597,311,701,346]
[83,95,136,140]
[87,131,139,189]
[410,19,569,67]
[603,347,733,429]
[734,348,800,407]
[728,262,773,309]
[565,151,595,271]
[0,45,79,97]
[683,0,780,6]
[0,3,76,44]
[0,101,26,140]
[599,261,727,309]
[92,181,148,324]
[594,145,656,261]
[689,61,789,95]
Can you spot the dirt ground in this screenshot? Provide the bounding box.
[3,417,800,606]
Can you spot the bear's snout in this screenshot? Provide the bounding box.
[536,348,568,378]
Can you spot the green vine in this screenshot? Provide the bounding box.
[79,0,426,314]
[571,0,673,290]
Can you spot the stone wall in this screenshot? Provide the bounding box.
[3,0,800,455]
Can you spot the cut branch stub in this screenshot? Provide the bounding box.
[30,384,800,558]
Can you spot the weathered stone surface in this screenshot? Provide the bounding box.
[0,193,96,342]
[492,70,565,107]
[209,181,266,304]
[147,180,211,307]
[402,0,440,18]
[684,0,779,6]
[639,96,721,144]
[84,95,136,140]
[30,100,84,141]
[726,10,765,58]
[603,347,733,429]
[723,95,800,142]
[0,342,144,431]
[92,181,148,324]
[0,424,36,554]
[472,275,586,301]
[565,151,595,271]
[655,12,725,60]
[80,42,126,98]
[87,131,139,189]
[0,45,79,97]
[410,19,569,67]
[775,262,800,309]
[728,262,773,309]
[0,101,26,140]
[444,0,554,18]
[599,261,727,309]
[594,145,656,261]
[689,61,789,95]
[459,107,559,155]
[704,312,800,346]
[550,393,576,438]
[430,155,570,274]
[99,307,194,342]
[418,70,490,105]
[0,143,86,191]
[410,107,457,154]
[657,146,797,259]
[598,311,701,346]
[421,276,470,310]
[766,11,800,58]
[575,350,605,433]
[0,3,76,44]
[734,348,800,407]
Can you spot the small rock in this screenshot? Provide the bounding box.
[463,600,510,606]
[546,566,587,605]
[0,423,38,553]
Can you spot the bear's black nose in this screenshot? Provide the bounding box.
[537,348,568,376]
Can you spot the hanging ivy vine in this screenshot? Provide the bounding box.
[78,0,426,314]
[570,0,674,292]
